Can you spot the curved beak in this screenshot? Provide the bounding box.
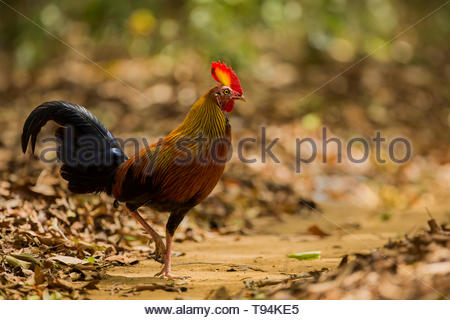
[233,94,246,102]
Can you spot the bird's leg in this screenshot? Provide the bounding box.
[156,228,190,279]
[125,207,166,263]
[155,209,189,279]
[156,229,174,276]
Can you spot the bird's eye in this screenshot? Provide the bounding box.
[223,88,230,95]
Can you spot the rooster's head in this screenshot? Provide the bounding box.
[211,61,245,112]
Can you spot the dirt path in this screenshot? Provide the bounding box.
[86,205,448,299]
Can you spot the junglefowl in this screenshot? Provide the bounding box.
[21,61,245,278]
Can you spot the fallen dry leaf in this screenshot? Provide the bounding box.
[105,255,139,265]
[307,225,330,237]
[49,256,88,266]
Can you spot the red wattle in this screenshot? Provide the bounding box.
[223,100,234,112]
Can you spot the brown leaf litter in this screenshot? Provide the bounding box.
[234,218,450,300]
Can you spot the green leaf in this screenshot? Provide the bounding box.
[67,211,77,218]
[380,212,392,221]
[124,235,139,241]
[254,293,266,299]
[50,291,62,300]
[85,256,96,264]
[288,251,321,261]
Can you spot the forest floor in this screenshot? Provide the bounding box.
[86,204,449,299]
[1,57,449,300]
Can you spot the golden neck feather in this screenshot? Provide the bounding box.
[169,90,228,140]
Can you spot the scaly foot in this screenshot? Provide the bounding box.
[154,269,190,280]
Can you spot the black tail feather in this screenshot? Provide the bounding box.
[22,101,127,194]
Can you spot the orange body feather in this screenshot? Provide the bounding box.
[112,87,231,211]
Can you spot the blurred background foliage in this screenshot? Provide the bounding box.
[1,0,449,137]
[2,0,449,68]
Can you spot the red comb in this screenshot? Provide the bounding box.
[211,61,243,94]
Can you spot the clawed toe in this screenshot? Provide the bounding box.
[155,271,190,280]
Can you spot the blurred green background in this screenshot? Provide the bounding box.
[1,0,449,140]
[2,0,449,69]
